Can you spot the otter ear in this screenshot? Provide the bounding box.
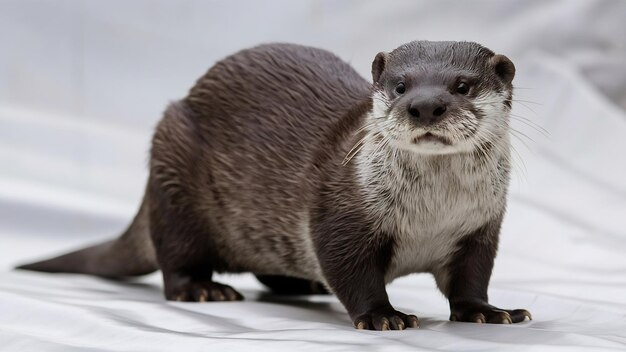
[490,54,515,85]
[372,52,389,84]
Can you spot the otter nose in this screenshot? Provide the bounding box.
[407,99,448,124]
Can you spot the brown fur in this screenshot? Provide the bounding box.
[17,42,530,330]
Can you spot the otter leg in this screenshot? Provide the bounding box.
[255,275,330,295]
[148,179,243,302]
[437,218,531,323]
[313,214,419,330]
[319,238,419,330]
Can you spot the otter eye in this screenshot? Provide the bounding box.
[395,82,406,94]
[456,82,470,95]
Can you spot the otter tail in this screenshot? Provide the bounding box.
[15,195,158,279]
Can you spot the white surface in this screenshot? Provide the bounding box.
[1,1,626,351]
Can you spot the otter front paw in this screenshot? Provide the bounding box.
[353,307,419,330]
[450,301,531,324]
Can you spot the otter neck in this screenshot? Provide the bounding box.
[351,111,512,225]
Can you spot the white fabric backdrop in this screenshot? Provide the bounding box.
[1,1,625,351]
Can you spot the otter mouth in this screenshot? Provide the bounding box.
[411,132,452,146]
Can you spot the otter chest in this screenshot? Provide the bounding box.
[359,155,505,283]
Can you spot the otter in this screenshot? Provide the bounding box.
[17,41,531,330]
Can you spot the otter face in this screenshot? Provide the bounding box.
[369,41,515,155]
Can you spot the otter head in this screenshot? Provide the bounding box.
[370,41,515,155]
